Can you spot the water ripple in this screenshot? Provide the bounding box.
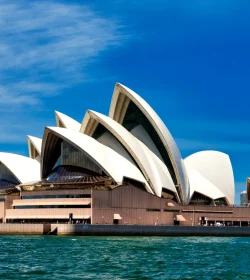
[0,235,250,279]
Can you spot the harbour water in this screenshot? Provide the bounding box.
[0,235,250,279]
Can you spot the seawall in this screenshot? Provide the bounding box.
[0,224,51,235]
[52,224,250,237]
[2,224,250,236]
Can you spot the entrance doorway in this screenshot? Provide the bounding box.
[174,220,180,226]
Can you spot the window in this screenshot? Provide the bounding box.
[122,101,178,186]
[0,163,19,190]
[214,198,228,206]
[42,133,104,178]
[21,194,91,199]
[182,210,233,214]
[47,165,101,183]
[14,204,91,209]
[189,192,213,206]
[123,177,146,191]
[60,141,102,174]
[146,208,161,212]
[164,209,180,213]
[161,188,177,201]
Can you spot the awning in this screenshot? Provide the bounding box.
[176,215,186,222]
[168,202,174,207]
[114,214,122,220]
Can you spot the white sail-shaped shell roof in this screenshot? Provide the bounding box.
[80,110,178,198]
[55,111,81,131]
[137,140,180,201]
[109,83,189,204]
[0,152,40,183]
[0,82,234,206]
[185,164,227,203]
[184,151,234,205]
[27,135,42,161]
[41,127,151,190]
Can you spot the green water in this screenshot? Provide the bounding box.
[0,235,249,279]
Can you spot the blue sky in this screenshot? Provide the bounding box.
[0,0,249,203]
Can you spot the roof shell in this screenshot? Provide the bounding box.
[185,164,227,202]
[0,152,40,183]
[27,135,42,159]
[108,83,189,204]
[137,139,180,201]
[41,127,150,190]
[55,111,81,131]
[80,110,175,197]
[184,151,234,205]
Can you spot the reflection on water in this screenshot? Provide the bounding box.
[0,235,250,279]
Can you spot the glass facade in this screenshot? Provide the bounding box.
[59,141,102,174]
[161,188,177,201]
[189,192,213,205]
[214,198,228,206]
[0,180,16,190]
[47,165,101,183]
[122,100,178,186]
[123,177,146,191]
[43,134,105,179]
[0,163,19,190]
[92,123,139,168]
[0,163,19,184]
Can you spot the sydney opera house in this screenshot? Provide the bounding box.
[0,83,249,227]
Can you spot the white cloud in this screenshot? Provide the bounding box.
[0,0,124,144]
[0,0,123,108]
